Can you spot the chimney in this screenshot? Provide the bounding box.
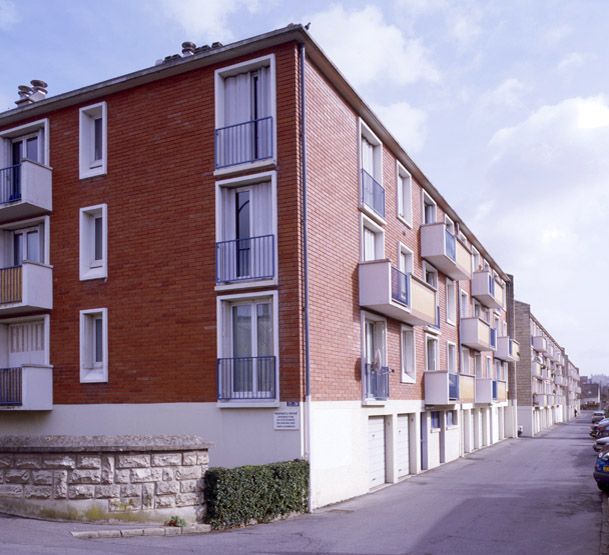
[211,41,223,49]
[181,41,196,56]
[16,80,48,105]
[15,84,33,106]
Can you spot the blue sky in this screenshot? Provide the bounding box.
[1,0,608,374]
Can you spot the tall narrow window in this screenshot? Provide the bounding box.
[447,343,457,373]
[361,216,384,262]
[360,122,384,219]
[401,326,415,382]
[423,192,436,225]
[426,336,438,371]
[460,290,469,318]
[80,308,108,383]
[461,347,470,375]
[397,164,412,225]
[446,279,456,324]
[79,204,107,280]
[79,102,107,179]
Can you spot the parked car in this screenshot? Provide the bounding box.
[594,450,609,491]
[592,411,606,424]
[591,419,609,438]
[594,438,609,453]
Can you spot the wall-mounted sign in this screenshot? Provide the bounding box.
[273,410,299,430]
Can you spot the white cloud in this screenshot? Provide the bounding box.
[372,101,427,153]
[449,10,481,44]
[160,0,261,41]
[556,52,589,73]
[480,78,526,110]
[307,4,440,88]
[541,23,571,45]
[0,0,18,29]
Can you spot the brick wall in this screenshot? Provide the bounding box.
[513,300,532,403]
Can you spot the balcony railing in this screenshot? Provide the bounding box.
[217,356,277,401]
[0,367,21,406]
[216,235,275,284]
[360,169,385,219]
[0,165,21,205]
[215,116,273,169]
[449,372,459,401]
[364,363,389,401]
[0,266,22,304]
[391,266,410,306]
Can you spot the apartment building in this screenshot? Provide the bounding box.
[513,300,580,435]
[566,360,581,414]
[0,24,526,508]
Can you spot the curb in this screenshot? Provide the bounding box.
[71,524,211,539]
[601,494,608,555]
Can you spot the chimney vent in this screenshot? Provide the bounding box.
[211,41,223,49]
[181,41,196,56]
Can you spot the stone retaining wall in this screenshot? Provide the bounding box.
[0,435,210,523]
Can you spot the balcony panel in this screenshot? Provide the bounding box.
[217,356,277,401]
[214,117,273,169]
[216,235,275,284]
[534,393,547,406]
[460,317,492,351]
[495,336,520,362]
[0,161,52,224]
[475,378,493,404]
[359,261,435,326]
[363,364,390,401]
[0,263,52,315]
[0,365,53,411]
[425,372,473,405]
[420,223,471,280]
[360,169,385,220]
[471,271,502,309]
[496,380,507,402]
[532,335,548,353]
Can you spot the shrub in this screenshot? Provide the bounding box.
[204,459,308,529]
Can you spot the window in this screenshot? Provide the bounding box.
[396,163,412,226]
[494,359,502,380]
[446,279,456,324]
[79,204,107,280]
[431,411,441,430]
[461,347,470,375]
[398,244,413,274]
[80,308,108,383]
[79,102,107,179]
[0,119,48,168]
[444,215,455,235]
[422,192,436,225]
[474,353,482,378]
[215,56,275,169]
[401,326,415,383]
[446,410,458,427]
[485,356,492,378]
[460,290,469,318]
[423,262,438,289]
[473,300,482,319]
[425,335,438,371]
[447,342,457,373]
[360,121,384,219]
[361,215,384,261]
[471,247,480,273]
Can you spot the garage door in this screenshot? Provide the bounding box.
[368,416,386,488]
[396,414,410,478]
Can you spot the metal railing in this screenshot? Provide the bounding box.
[360,169,385,219]
[490,327,497,349]
[0,367,22,405]
[216,235,275,283]
[449,373,459,401]
[492,380,498,401]
[217,356,277,401]
[215,117,273,169]
[0,165,21,205]
[364,363,389,401]
[0,266,22,304]
[391,266,410,307]
[445,228,456,261]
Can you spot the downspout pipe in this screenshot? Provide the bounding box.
[299,42,313,512]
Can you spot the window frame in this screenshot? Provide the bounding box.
[396,161,413,227]
[430,411,441,430]
[360,213,385,262]
[400,325,416,383]
[80,307,108,383]
[459,289,469,318]
[446,278,456,325]
[425,334,439,372]
[422,191,437,225]
[446,409,458,428]
[79,102,107,179]
[0,119,50,168]
[447,341,457,373]
[79,204,108,281]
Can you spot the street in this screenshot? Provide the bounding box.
[0,415,600,555]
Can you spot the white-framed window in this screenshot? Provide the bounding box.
[80,308,108,383]
[360,120,383,183]
[494,359,501,380]
[217,290,278,402]
[461,347,470,375]
[0,118,49,169]
[460,289,469,318]
[471,246,480,274]
[79,204,107,280]
[425,334,439,371]
[362,312,387,369]
[447,342,457,373]
[485,356,492,378]
[474,353,482,378]
[398,243,414,275]
[446,410,458,427]
[473,299,482,319]
[214,55,276,170]
[0,216,50,268]
[361,214,384,261]
[79,102,107,179]
[423,262,438,289]
[446,279,456,324]
[422,191,436,225]
[396,162,412,226]
[431,411,441,430]
[444,214,455,235]
[400,325,416,383]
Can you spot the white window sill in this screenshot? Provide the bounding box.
[430,428,441,434]
[80,267,107,281]
[401,375,416,384]
[213,158,276,178]
[425,326,441,336]
[359,204,386,227]
[446,425,459,430]
[362,399,387,407]
[80,369,108,383]
[397,215,413,229]
[216,401,280,409]
[215,278,277,292]
[80,165,107,180]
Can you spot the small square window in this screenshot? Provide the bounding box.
[446,410,458,427]
[80,308,108,383]
[79,102,107,179]
[79,204,107,280]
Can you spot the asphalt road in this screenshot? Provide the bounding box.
[0,413,601,555]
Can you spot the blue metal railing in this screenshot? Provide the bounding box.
[0,165,21,205]
[445,228,456,261]
[216,235,275,283]
[364,363,389,401]
[492,380,498,401]
[215,116,273,169]
[490,328,497,349]
[360,169,385,219]
[391,266,410,307]
[0,367,22,406]
[448,373,459,401]
[217,356,277,401]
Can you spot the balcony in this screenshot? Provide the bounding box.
[215,117,273,169]
[471,271,503,309]
[495,336,520,362]
[359,260,436,326]
[0,161,52,224]
[420,223,471,280]
[475,378,507,404]
[364,363,389,401]
[555,375,565,386]
[424,372,475,405]
[460,317,496,351]
[217,356,277,401]
[360,169,385,220]
[534,393,547,406]
[0,263,52,315]
[216,235,275,284]
[0,366,53,411]
[532,335,548,353]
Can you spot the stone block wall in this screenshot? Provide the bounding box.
[0,435,210,523]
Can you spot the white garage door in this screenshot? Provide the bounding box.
[368,416,386,488]
[396,414,410,478]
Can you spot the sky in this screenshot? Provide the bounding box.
[0,0,607,375]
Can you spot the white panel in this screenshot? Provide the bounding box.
[8,321,44,366]
[368,416,385,488]
[396,414,410,478]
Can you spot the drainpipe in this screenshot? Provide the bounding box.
[299,41,313,512]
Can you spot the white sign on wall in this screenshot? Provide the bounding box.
[273,410,299,430]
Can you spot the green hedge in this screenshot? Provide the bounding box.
[203,459,309,528]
